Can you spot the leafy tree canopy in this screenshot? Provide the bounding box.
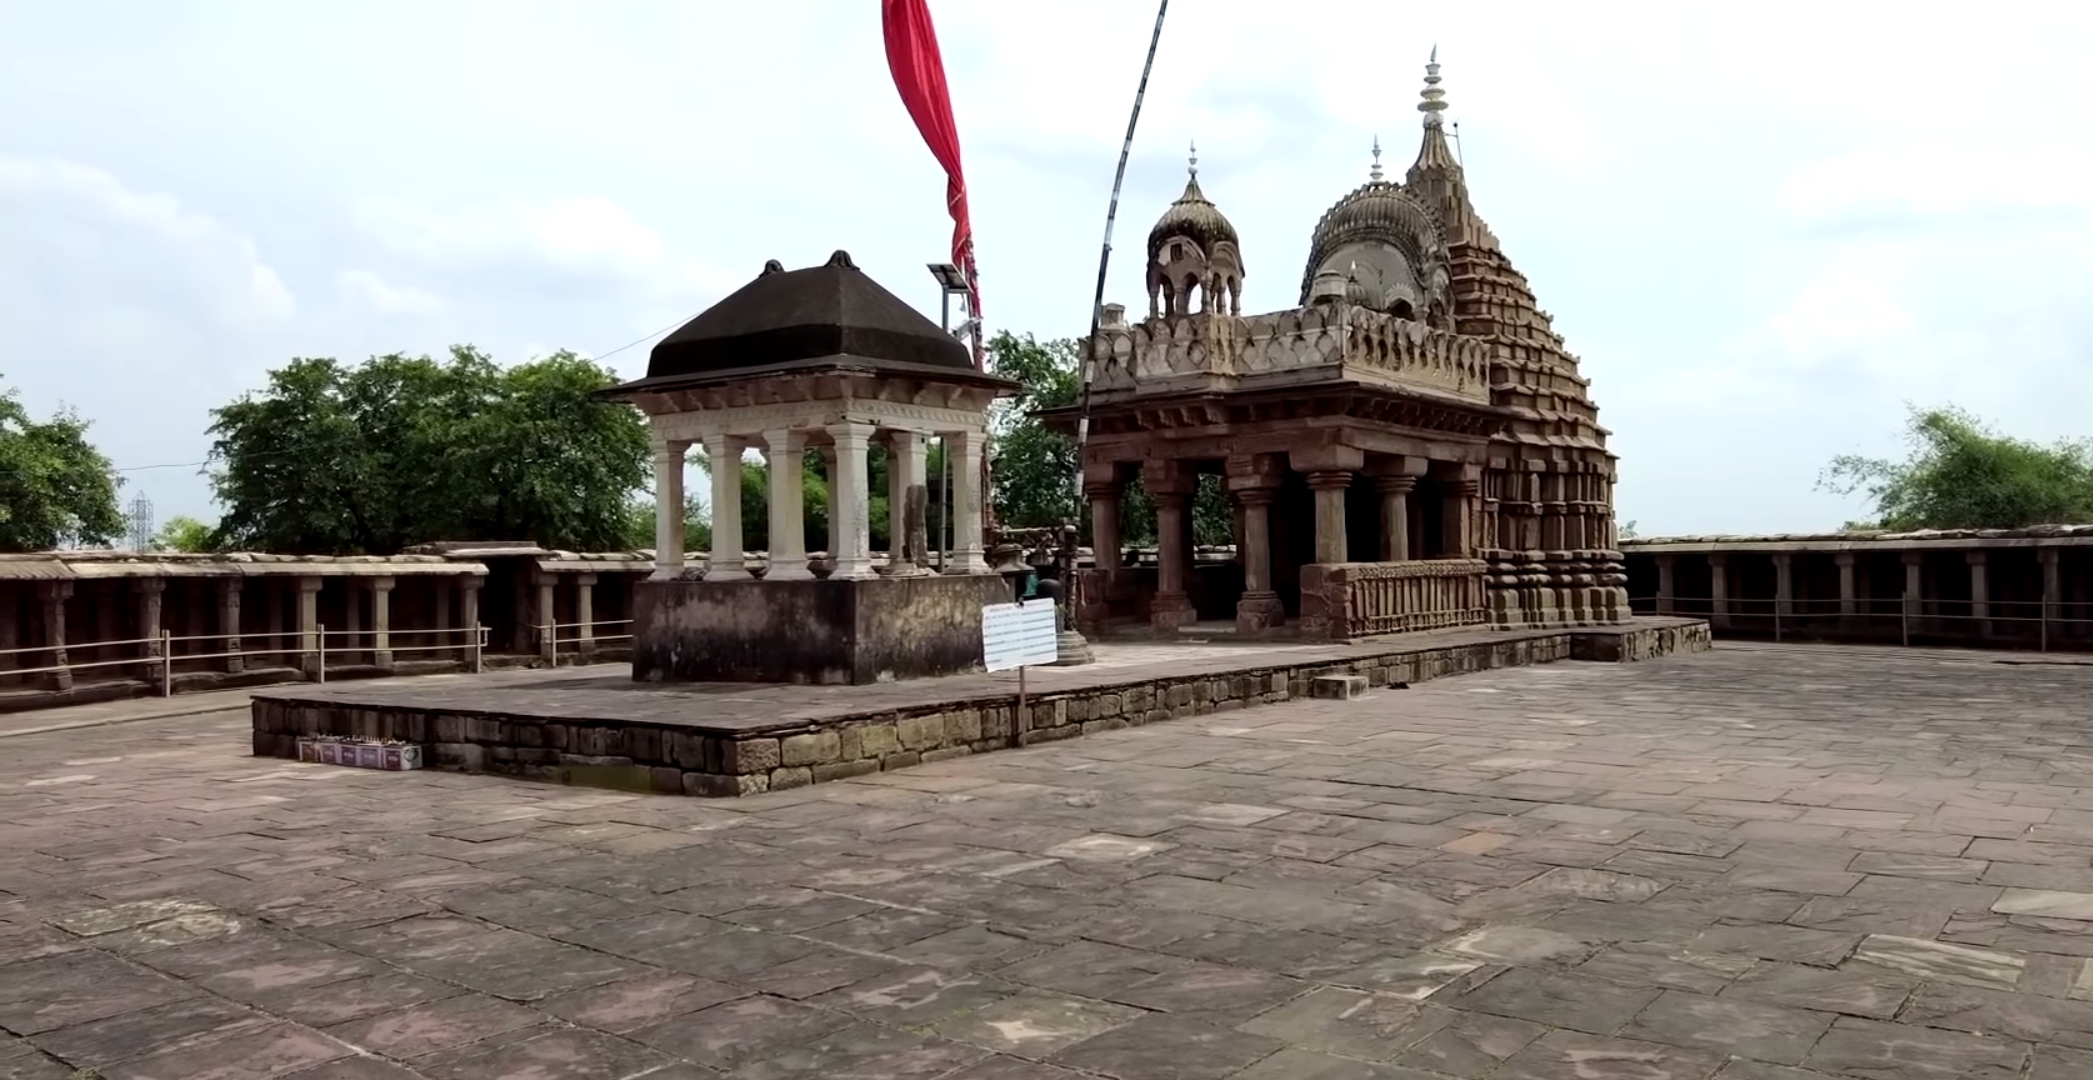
[154,515,218,553]
[983,330,1233,547]
[0,374,124,552]
[986,331,1082,531]
[208,347,649,555]
[1820,405,2093,531]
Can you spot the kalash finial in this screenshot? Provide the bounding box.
[1419,46,1449,129]
[1370,135,1384,181]
[1188,138,1199,179]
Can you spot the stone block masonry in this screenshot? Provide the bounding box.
[251,618,1710,797]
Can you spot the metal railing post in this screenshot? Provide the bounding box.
[1900,592,1910,648]
[471,623,484,674]
[317,623,327,684]
[2042,600,2050,653]
[160,630,173,697]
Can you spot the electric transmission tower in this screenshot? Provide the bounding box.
[128,494,155,552]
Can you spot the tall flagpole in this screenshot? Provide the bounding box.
[1075,1,1170,513]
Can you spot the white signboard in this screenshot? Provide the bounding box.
[982,601,1059,672]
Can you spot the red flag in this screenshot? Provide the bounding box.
[881,0,982,366]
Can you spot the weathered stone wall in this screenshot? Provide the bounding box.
[631,574,1014,685]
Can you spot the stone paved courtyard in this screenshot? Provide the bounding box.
[6,643,2093,1079]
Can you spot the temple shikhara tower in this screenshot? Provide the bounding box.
[1055,54,1629,638]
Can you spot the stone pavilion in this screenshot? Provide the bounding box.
[1050,55,1630,639]
[605,251,1020,684]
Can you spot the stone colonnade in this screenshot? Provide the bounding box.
[0,571,488,692]
[649,418,990,580]
[1085,449,1483,631]
[1651,545,2088,642]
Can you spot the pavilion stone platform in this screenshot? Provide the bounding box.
[250,616,1709,797]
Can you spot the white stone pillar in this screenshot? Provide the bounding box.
[943,427,988,574]
[1654,554,1676,615]
[651,437,686,579]
[1772,553,1794,621]
[826,422,876,579]
[763,429,812,580]
[371,575,394,669]
[703,433,749,580]
[1835,552,1858,617]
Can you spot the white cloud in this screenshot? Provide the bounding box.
[0,155,296,328]
[337,269,445,316]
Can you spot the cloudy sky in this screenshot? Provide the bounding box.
[3,1,2089,539]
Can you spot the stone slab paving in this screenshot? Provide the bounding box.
[6,641,2093,1078]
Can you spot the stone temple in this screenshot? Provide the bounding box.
[1053,56,1630,638]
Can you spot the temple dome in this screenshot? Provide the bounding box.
[1147,173,1239,262]
[1298,178,1447,312]
[1145,143,1244,319]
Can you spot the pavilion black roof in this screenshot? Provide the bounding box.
[608,250,1009,395]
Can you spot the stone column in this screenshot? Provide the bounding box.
[1152,496,1193,630]
[651,436,686,579]
[297,575,322,678]
[1966,550,1991,638]
[132,576,166,683]
[36,581,72,691]
[1708,553,1730,631]
[1835,552,1858,619]
[217,578,244,674]
[1306,473,1352,564]
[574,573,597,655]
[2040,548,2063,645]
[535,572,558,661]
[1086,476,1123,572]
[370,575,394,669]
[887,430,929,574]
[458,574,483,670]
[1376,476,1416,562]
[763,429,812,580]
[1655,554,1676,615]
[1772,553,1794,623]
[1226,453,1284,630]
[942,427,988,574]
[825,422,877,579]
[1442,478,1480,559]
[1902,551,1924,634]
[703,433,748,580]
[1234,488,1284,631]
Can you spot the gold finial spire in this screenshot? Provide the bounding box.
[1419,47,1449,128]
[1370,135,1383,181]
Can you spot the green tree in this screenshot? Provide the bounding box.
[0,376,124,552]
[208,347,648,554]
[1820,405,2093,531]
[154,515,218,553]
[986,331,1081,529]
